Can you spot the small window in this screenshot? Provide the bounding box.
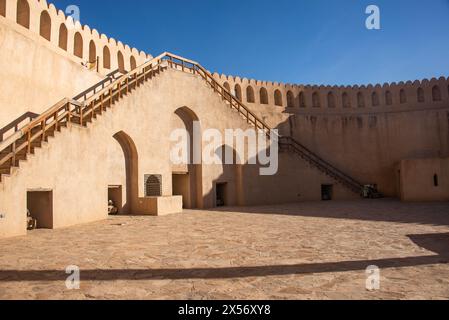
[434,174,439,187]
[145,174,162,197]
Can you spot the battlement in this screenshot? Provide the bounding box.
[212,72,449,113]
[0,0,152,74]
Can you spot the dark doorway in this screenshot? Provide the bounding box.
[216,183,227,207]
[321,185,333,201]
[27,190,53,229]
[108,185,122,215]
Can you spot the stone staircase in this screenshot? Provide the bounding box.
[0,52,364,194]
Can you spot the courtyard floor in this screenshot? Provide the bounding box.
[0,199,449,300]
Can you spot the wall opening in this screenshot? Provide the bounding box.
[108,185,122,215]
[74,32,83,58]
[299,92,306,108]
[145,175,162,197]
[58,24,68,50]
[39,10,51,41]
[130,56,137,70]
[432,85,441,102]
[103,46,111,69]
[434,174,439,187]
[172,173,190,208]
[27,190,53,229]
[274,89,283,106]
[89,40,96,63]
[260,87,268,104]
[0,0,6,17]
[216,183,227,207]
[235,84,242,101]
[321,185,333,201]
[400,89,407,104]
[372,92,380,107]
[357,92,365,108]
[246,86,255,103]
[342,92,351,108]
[118,51,125,73]
[385,90,393,105]
[312,92,320,108]
[417,87,425,103]
[17,0,30,29]
[327,92,335,108]
[287,91,295,107]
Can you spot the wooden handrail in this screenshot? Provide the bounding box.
[0,112,38,142]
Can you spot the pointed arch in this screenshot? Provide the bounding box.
[17,0,30,29]
[89,40,96,63]
[260,87,268,104]
[130,56,137,70]
[342,92,351,108]
[235,84,242,101]
[432,85,441,102]
[73,32,83,58]
[357,92,365,108]
[246,86,255,103]
[385,90,393,105]
[103,46,111,69]
[417,87,425,103]
[372,92,380,107]
[312,92,320,108]
[327,92,336,108]
[274,89,283,106]
[287,91,295,108]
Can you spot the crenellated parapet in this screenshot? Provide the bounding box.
[0,0,152,74]
[212,72,449,114]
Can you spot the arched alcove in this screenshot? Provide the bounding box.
[39,11,51,41]
[385,91,393,105]
[417,87,425,103]
[400,89,407,104]
[327,92,335,108]
[58,24,68,50]
[287,91,295,108]
[246,86,255,103]
[312,92,320,108]
[342,92,351,108]
[372,92,380,107]
[17,0,30,29]
[357,92,365,108]
[274,89,283,106]
[299,92,306,108]
[235,84,242,101]
[260,88,269,104]
[0,0,6,17]
[130,56,137,70]
[103,46,111,69]
[117,51,125,72]
[89,40,96,63]
[73,32,83,58]
[432,85,441,101]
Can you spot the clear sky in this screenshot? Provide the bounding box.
[51,0,449,86]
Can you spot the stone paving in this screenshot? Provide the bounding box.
[0,199,449,300]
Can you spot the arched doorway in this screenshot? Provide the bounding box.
[171,107,203,209]
[111,131,138,214]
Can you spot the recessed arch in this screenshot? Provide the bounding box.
[327,92,336,108]
[235,84,242,101]
[372,92,380,107]
[130,56,137,70]
[299,92,306,108]
[16,0,30,29]
[274,89,283,106]
[73,32,83,58]
[287,91,295,107]
[89,40,96,63]
[417,87,425,103]
[246,86,255,103]
[117,51,125,72]
[432,85,441,101]
[385,90,393,105]
[312,92,320,108]
[357,92,365,108]
[39,10,51,41]
[103,46,111,69]
[58,24,68,51]
[0,0,6,17]
[400,89,407,104]
[342,92,351,108]
[260,87,269,104]
[112,131,139,214]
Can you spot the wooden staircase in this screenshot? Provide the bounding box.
[0,52,364,194]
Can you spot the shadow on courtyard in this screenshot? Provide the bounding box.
[0,233,447,282]
[209,199,449,227]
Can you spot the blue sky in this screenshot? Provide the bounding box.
[51,0,449,85]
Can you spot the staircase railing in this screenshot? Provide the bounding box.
[0,52,363,194]
[0,112,39,142]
